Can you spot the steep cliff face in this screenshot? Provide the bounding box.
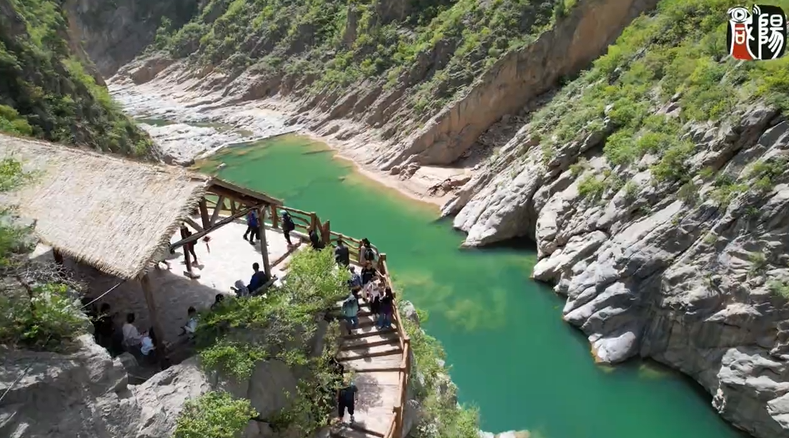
[63,0,199,77]
[442,0,789,436]
[0,0,153,157]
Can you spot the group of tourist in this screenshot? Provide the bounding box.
[339,238,396,333]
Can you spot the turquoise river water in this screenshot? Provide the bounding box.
[197,135,745,438]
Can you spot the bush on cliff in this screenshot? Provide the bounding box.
[174,390,258,438]
[0,158,87,350]
[190,248,348,435]
[0,0,153,157]
[532,0,789,195]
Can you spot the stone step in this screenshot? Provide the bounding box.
[337,341,402,361]
[341,331,401,350]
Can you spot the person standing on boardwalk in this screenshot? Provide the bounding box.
[361,238,378,269]
[368,278,383,319]
[341,294,359,335]
[377,287,394,329]
[309,227,325,250]
[337,377,358,425]
[334,240,350,266]
[281,210,296,246]
[243,209,259,244]
[348,266,362,295]
[180,225,199,264]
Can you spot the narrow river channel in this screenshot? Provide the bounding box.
[196,134,745,438]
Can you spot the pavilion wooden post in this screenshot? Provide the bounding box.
[198,199,210,229]
[258,206,271,276]
[52,249,64,265]
[140,273,166,366]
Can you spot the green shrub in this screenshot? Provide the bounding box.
[0,283,87,349]
[622,180,639,201]
[768,280,789,299]
[0,105,33,136]
[746,157,787,192]
[676,182,698,205]
[709,173,748,208]
[174,391,257,438]
[650,140,695,183]
[578,174,608,202]
[199,339,267,379]
[748,251,768,276]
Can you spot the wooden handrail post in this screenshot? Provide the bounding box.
[322,220,331,245]
[310,212,318,231]
[379,253,387,274]
[393,405,403,438]
[270,204,279,229]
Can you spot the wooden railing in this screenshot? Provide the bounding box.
[203,197,409,438]
[378,255,412,438]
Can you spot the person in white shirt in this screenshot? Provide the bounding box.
[182,307,198,336]
[122,313,145,348]
[368,278,383,317]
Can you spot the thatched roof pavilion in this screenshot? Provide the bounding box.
[0,134,281,279]
[0,134,282,356]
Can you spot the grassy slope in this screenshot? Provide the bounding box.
[0,0,153,157]
[155,0,570,117]
[528,0,789,201]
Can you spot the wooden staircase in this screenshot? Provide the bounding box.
[331,298,406,438]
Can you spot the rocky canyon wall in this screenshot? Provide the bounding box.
[377,0,660,170]
[437,0,789,432]
[64,0,198,77]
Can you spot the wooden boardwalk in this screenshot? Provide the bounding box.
[202,198,412,438]
[331,296,406,438]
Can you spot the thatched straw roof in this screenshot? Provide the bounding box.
[0,134,276,280]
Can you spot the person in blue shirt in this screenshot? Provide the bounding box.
[246,262,270,294]
[243,210,259,244]
[347,266,362,294]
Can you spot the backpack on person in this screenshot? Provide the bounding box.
[364,247,375,261]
